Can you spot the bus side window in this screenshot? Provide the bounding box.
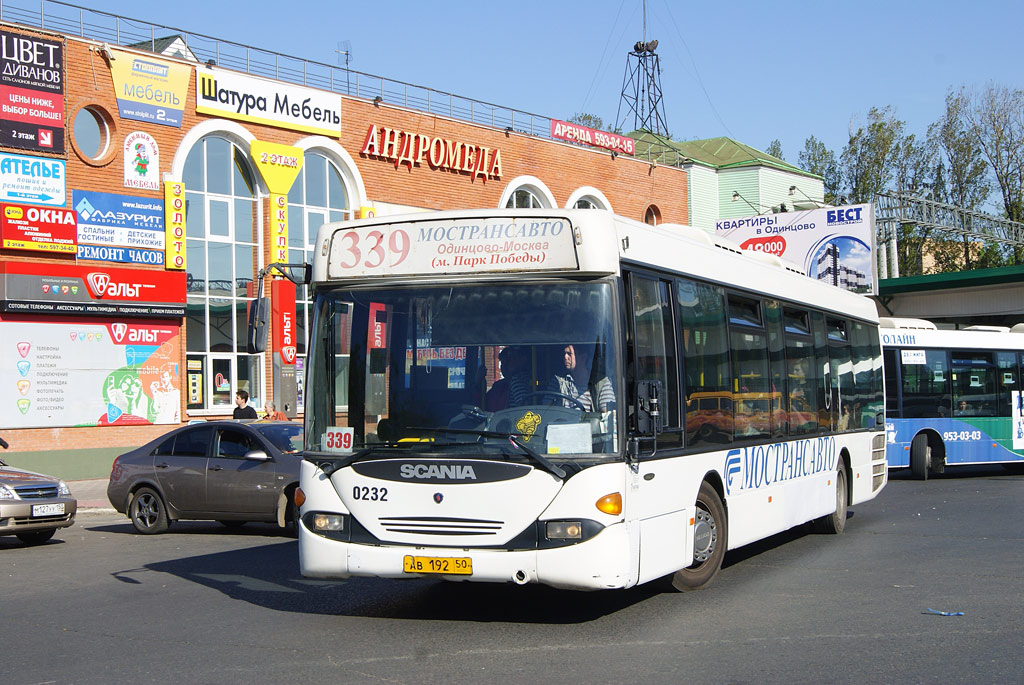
[678,279,731,447]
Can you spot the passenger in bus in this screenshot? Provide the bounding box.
[955,400,974,416]
[485,346,532,411]
[548,343,616,411]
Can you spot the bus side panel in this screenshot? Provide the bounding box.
[887,418,1024,466]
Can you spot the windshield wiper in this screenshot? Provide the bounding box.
[409,427,567,479]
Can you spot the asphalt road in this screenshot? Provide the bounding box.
[3,466,1022,685]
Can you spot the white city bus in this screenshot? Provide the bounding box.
[880,318,1024,479]
[256,208,887,591]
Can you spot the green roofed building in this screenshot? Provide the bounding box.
[631,132,825,232]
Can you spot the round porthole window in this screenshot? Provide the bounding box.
[71,104,115,164]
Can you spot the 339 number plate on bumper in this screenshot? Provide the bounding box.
[403,555,472,575]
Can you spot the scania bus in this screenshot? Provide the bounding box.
[251,208,887,591]
[880,318,1024,479]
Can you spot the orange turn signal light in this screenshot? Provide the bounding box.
[294,487,306,507]
[595,492,622,515]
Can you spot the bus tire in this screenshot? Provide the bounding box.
[669,481,727,592]
[813,459,847,534]
[910,434,930,481]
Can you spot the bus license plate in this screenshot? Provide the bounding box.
[32,503,64,517]
[403,555,472,575]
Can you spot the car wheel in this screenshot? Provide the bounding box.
[218,520,247,529]
[16,529,56,546]
[667,481,727,591]
[129,487,169,534]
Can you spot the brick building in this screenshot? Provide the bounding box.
[0,13,689,477]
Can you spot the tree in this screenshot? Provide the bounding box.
[927,89,992,270]
[840,106,904,204]
[569,112,606,131]
[798,135,842,203]
[960,83,1024,264]
[765,139,784,160]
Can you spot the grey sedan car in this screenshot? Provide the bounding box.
[107,420,303,534]
[0,457,77,546]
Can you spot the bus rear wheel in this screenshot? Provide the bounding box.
[910,434,930,481]
[669,481,727,592]
[813,459,847,534]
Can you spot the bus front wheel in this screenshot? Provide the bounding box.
[910,434,931,481]
[669,481,727,592]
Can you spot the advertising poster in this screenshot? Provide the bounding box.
[0,30,65,153]
[1013,391,1023,451]
[108,48,190,127]
[0,202,76,253]
[714,203,876,294]
[123,131,160,191]
[1,318,181,429]
[74,189,164,265]
[0,152,65,206]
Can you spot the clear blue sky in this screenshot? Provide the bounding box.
[77,0,1023,165]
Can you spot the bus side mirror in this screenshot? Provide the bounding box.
[246,296,269,353]
[635,380,662,436]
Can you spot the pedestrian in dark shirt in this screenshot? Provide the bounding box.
[233,389,258,419]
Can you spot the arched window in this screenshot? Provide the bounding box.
[644,204,662,226]
[287,150,353,409]
[574,197,598,209]
[182,135,262,413]
[506,188,543,208]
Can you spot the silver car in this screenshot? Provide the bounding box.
[0,455,77,546]
[107,420,303,534]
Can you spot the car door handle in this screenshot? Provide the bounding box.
[209,465,224,471]
[156,462,169,469]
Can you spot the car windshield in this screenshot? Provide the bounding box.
[254,424,304,453]
[305,280,621,460]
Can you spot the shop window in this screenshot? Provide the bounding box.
[644,204,662,226]
[71,104,115,165]
[286,150,353,410]
[182,135,262,414]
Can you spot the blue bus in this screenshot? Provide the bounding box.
[881,318,1024,479]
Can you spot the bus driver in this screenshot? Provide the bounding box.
[548,343,615,412]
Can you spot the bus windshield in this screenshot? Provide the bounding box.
[305,280,620,460]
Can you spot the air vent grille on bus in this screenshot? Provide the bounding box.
[378,516,503,536]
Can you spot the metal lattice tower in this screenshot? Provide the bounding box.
[615,2,668,136]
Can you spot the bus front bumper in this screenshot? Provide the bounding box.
[298,520,635,591]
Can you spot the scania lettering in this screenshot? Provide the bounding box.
[254,208,886,591]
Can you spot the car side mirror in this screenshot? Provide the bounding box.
[244,450,270,462]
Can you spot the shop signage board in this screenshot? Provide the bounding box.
[0,30,65,153]
[163,181,186,270]
[360,123,503,181]
[549,119,634,155]
[0,152,65,206]
[73,189,164,264]
[196,66,341,136]
[251,140,303,264]
[714,203,877,294]
[0,318,181,429]
[123,131,160,190]
[0,202,76,253]
[108,48,190,127]
[0,261,185,317]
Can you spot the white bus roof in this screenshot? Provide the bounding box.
[312,208,877,322]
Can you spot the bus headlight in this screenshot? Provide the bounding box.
[545,521,582,539]
[313,513,345,531]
